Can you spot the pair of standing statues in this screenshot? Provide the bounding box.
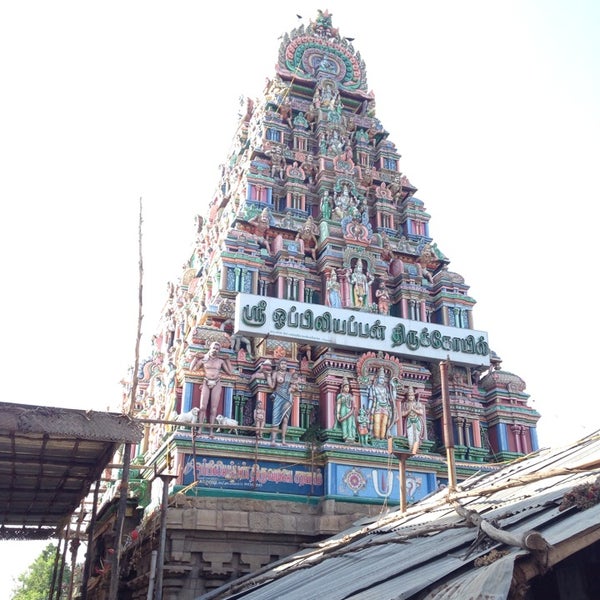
[188,343,298,444]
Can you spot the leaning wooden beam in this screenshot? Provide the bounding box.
[453,501,551,551]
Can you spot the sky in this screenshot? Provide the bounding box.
[1,0,599,593]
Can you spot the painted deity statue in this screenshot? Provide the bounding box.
[328,129,344,156]
[375,281,391,315]
[367,367,398,440]
[293,111,309,130]
[417,243,436,283]
[189,341,233,433]
[253,398,266,438]
[325,268,342,308]
[315,78,339,110]
[263,359,300,445]
[248,207,272,254]
[336,378,357,442]
[320,190,332,220]
[402,386,425,453]
[357,407,370,445]
[296,215,319,261]
[334,183,353,219]
[349,260,373,309]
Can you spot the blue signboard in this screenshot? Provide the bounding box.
[182,455,324,496]
[329,464,438,503]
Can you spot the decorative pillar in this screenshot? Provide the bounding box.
[464,421,472,447]
[320,381,338,430]
[471,418,481,447]
[496,423,509,452]
[408,300,417,320]
[521,428,529,454]
[182,381,194,413]
[456,417,465,446]
[299,403,308,429]
[401,298,408,318]
[441,306,449,326]
[420,301,427,322]
[339,271,350,307]
[222,386,233,419]
[221,265,228,292]
[530,427,539,452]
[233,393,247,424]
[511,424,522,454]
[291,394,300,427]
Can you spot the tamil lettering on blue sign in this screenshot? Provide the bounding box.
[182,456,324,495]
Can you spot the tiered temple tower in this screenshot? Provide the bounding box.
[89,11,540,599]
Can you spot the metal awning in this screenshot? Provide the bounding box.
[0,402,142,540]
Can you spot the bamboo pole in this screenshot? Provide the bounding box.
[109,198,145,600]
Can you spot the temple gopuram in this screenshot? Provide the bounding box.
[87,11,540,599]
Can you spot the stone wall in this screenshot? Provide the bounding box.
[124,496,382,599]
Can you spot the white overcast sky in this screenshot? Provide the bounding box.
[1,0,599,589]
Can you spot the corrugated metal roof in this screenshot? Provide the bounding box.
[200,430,600,599]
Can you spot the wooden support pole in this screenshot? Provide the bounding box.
[440,360,457,492]
[49,530,64,600]
[392,449,412,512]
[79,481,100,600]
[155,473,177,600]
[57,527,70,599]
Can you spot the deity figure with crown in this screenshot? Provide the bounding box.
[349,259,373,308]
[367,366,399,440]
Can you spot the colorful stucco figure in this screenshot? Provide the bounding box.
[264,359,300,445]
[403,386,425,454]
[189,341,233,432]
[336,378,357,443]
[367,367,398,440]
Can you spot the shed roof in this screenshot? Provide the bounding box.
[0,402,142,540]
[201,430,600,600]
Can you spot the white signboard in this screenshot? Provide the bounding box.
[234,293,490,367]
